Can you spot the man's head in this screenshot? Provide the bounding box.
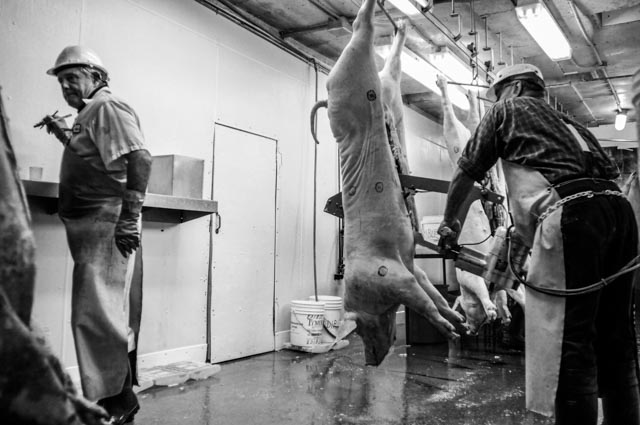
[47,46,108,110]
[486,63,545,102]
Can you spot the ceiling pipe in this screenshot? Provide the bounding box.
[415,5,493,81]
[308,0,340,20]
[547,73,634,87]
[195,0,333,73]
[546,80,599,124]
[567,0,622,111]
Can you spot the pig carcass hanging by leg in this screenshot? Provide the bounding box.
[322,0,463,365]
[378,19,466,335]
[435,74,519,334]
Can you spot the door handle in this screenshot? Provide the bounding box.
[215,212,222,234]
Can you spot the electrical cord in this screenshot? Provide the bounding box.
[312,58,319,302]
[506,224,640,297]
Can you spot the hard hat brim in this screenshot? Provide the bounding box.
[46,63,108,77]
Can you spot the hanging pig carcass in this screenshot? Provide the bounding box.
[322,0,464,365]
[0,89,108,425]
[435,74,525,333]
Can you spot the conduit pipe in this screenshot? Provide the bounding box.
[567,0,622,111]
[414,3,493,81]
[546,81,599,124]
[309,0,340,20]
[195,0,333,74]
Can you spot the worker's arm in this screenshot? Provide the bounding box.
[437,166,476,251]
[115,149,153,257]
[124,149,152,193]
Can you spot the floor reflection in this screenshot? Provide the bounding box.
[136,326,555,425]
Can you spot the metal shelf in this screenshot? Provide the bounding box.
[22,180,217,223]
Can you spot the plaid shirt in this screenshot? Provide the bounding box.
[458,96,619,184]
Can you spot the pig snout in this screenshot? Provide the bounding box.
[353,309,398,366]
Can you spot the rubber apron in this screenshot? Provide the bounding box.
[59,147,140,401]
[501,160,565,417]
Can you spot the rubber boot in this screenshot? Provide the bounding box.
[601,385,640,425]
[555,391,598,425]
[98,366,139,425]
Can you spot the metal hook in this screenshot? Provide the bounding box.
[468,0,477,35]
[497,32,505,65]
[376,0,398,33]
[450,0,462,41]
[482,16,490,51]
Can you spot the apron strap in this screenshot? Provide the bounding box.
[565,123,590,152]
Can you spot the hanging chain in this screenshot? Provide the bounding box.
[537,190,626,225]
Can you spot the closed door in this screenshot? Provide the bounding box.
[210,123,277,363]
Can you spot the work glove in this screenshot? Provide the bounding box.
[115,189,144,258]
[437,219,461,253]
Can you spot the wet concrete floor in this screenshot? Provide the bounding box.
[135,325,556,425]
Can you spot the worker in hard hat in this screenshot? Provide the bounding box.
[43,45,152,425]
[437,63,640,424]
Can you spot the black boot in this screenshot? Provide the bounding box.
[601,385,640,425]
[98,385,139,424]
[98,366,139,425]
[555,391,598,425]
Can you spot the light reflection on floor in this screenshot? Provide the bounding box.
[135,325,556,425]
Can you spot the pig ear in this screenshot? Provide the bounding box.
[334,313,358,342]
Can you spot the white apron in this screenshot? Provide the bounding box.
[501,161,566,417]
[59,148,141,401]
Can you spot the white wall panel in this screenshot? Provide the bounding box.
[0,0,81,182]
[1,0,448,368]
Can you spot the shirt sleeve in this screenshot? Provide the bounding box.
[91,100,146,171]
[457,103,502,182]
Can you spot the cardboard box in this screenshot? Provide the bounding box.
[148,155,204,199]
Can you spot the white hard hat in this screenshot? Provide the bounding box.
[487,63,544,100]
[47,45,108,77]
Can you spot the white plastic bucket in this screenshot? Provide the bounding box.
[290,300,326,347]
[308,295,344,343]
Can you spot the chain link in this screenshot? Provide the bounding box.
[537,190,626,225]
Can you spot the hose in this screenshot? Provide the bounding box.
[507,225,640,297]
[310,100,328,145]
[312,59,320,301]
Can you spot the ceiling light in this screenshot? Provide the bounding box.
[615,110,627,131]
[386,0,430,16]
[515,1,572,61]
[375,46,469,110]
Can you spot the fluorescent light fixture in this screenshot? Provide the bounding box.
[615,110,627,131]
[375,46,469,110]
[386,0,429,16]
[515,1,572,61]
[428,48,486,90]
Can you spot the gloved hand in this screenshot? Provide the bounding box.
[437,219,461,253]
[115,189,144,258]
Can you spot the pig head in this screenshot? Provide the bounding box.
[324,0,459,365]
